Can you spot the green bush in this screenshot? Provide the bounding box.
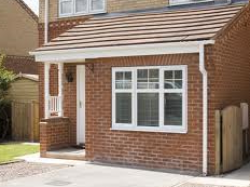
[0,54,14,141]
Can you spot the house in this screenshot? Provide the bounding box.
[31,0,250,175]
[0,0,39,142]
[0,0,38,75]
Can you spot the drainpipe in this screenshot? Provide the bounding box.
[44,0,49,44]
[199,44,208,175]
[199,40,215,175]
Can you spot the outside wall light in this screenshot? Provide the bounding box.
[66,71,74,83]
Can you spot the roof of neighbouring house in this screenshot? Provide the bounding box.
[15,0,38,22]
[35,2,248,52]
[15,73,39,82]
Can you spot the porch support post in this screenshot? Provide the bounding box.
[44,63,50,119]
[58,63,64,117]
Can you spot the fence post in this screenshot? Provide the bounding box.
[11,102,15,140]
[30,102,34,142]
[215,110,221,175]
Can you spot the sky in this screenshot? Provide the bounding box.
[22,0,39,15]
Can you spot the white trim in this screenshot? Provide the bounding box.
[58,63,64,116]
[30,41,215,63]
[112,65,188,133]
[199,44,208,176]
[77,65,86,145]
[169,0,214,6]
[44,63,50,119]
[58,0,106,18]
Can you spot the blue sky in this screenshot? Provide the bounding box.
[23,0,39,15]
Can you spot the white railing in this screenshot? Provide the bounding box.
[49,96,62,116]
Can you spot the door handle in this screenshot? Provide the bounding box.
[79,101,82,108]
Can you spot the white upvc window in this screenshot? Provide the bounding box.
[59,0,106,17]
[169,0,213,6]
[112,65,188,133]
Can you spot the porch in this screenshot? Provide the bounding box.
[40,63,86,160]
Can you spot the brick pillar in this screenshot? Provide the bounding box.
[40,117,70,158]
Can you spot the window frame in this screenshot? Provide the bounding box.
[59,0,106,18]
[169,0,214,6]
[112,65,188,133]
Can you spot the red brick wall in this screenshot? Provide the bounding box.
[84,55,203,174]
[207,6,250,174]
[4,55,38,74]
[40,117,70,156]
[63,64,78,145]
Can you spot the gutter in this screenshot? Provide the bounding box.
[199,41,215,175]
[44,0,49,44]
[30,41,215,62]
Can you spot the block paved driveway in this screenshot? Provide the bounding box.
[0,162,192,187]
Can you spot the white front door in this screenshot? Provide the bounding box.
[77,65,85,145]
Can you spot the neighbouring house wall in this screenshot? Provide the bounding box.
[8,78,38,103]
[4,55,38,75]
[0,0,38,56]
[206,6,250,174]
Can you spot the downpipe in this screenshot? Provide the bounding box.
[199,44,208,176]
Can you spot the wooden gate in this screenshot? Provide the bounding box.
[216,106,243,173]
[11,101,39,142]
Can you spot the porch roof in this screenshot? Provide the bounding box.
[35,3,246,53]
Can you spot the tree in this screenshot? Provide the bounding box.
[0,54,14,141]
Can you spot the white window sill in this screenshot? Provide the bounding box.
[59,11,107,18]
[111,126,188,134]
[169,0,214,7]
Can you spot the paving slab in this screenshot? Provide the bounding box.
[17,153,86,165]
[0,162,192,187]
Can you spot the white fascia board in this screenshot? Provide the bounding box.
[30,41,215,63]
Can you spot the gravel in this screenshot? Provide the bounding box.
[0,161,71,182]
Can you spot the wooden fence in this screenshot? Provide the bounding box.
[11,101,39,142]
[215,106,243,174]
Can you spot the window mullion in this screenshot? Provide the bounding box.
[72,0,74,14]
[112,69,116,127]
[159,68,164,128]
[133,69,137,128]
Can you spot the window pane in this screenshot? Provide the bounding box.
[137,69,159,89]
[138,93,159,127]
[115,72,132,89]
[60,1,72,14]
[164,70,183,89]
[116,93,132,124]
[91,0,104,11]
[138,69,148,79]
[175,70,182,79]
[115,72,123,80]
[149,69,159,79]
[165,71,173,79]
[75,0,87,13]
[164,93,182,126]
[125,72,132,80]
